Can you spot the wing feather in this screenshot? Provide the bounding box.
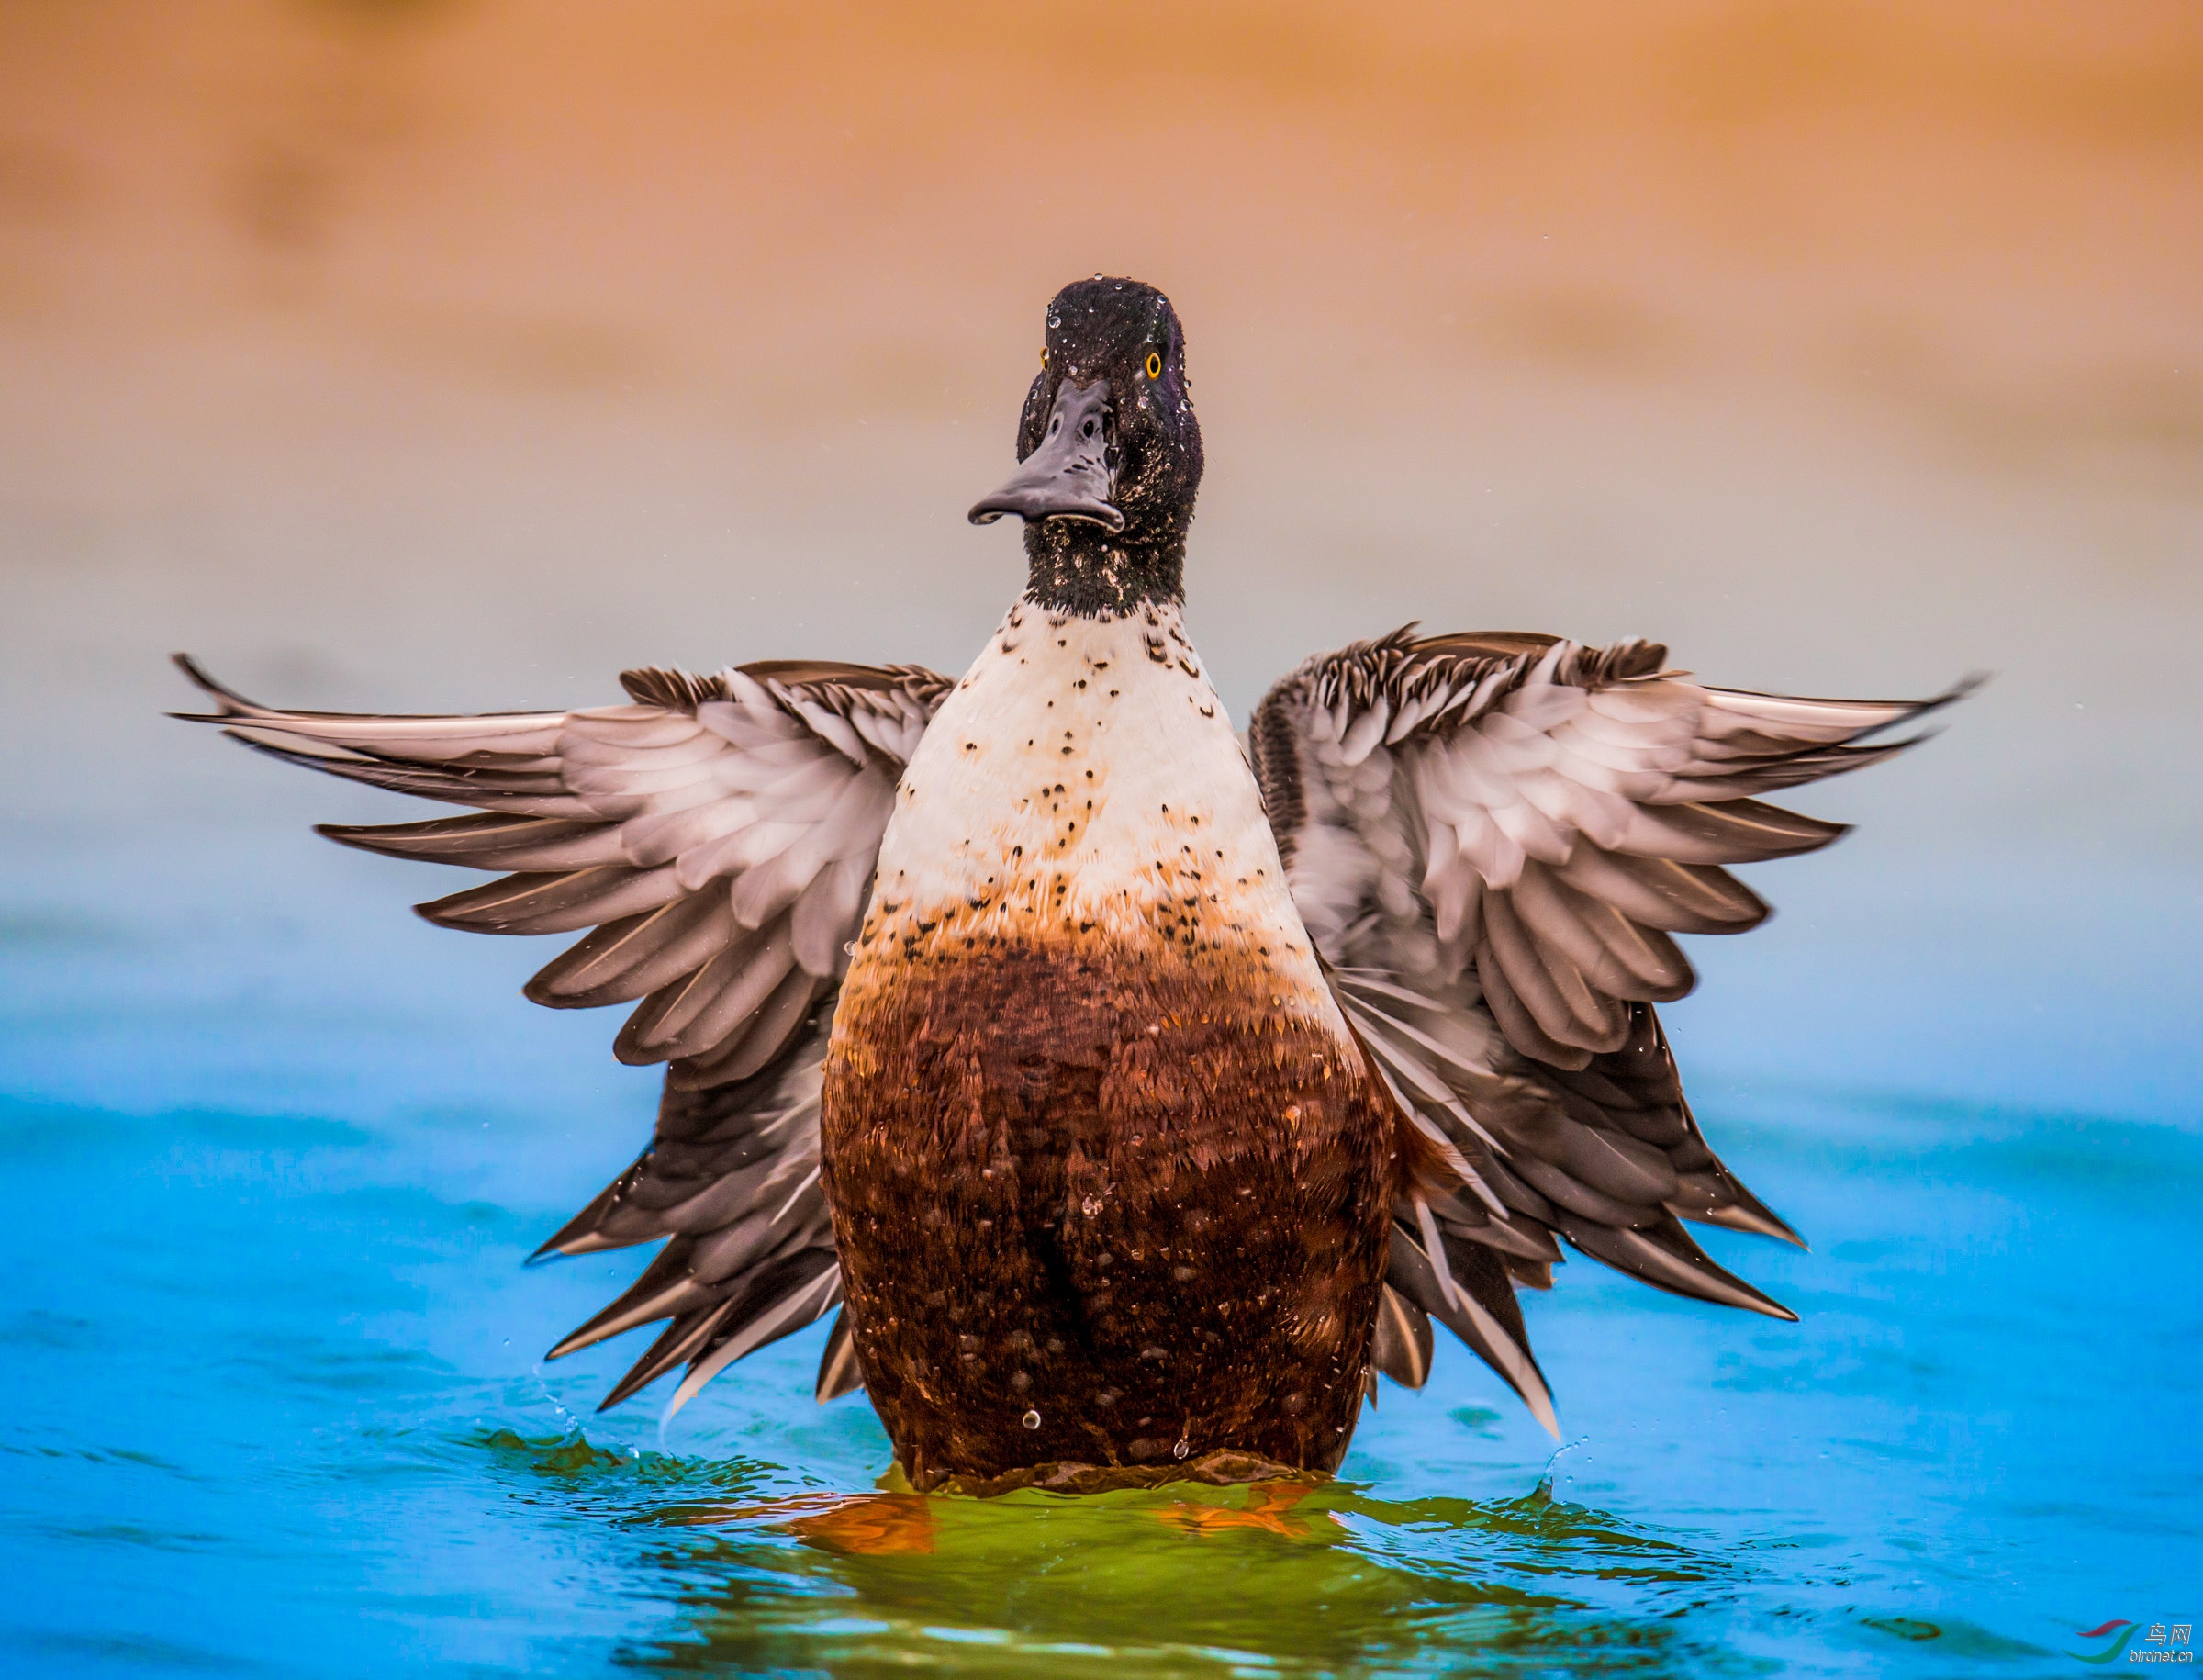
[176,651,951,1414]
[523,892,736,1009]
[177,650,947,1085]
[1251,628,1963,1429]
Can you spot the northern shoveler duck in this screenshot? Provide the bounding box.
[176,276,1969,1494]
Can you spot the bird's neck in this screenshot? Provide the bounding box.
[1023,523,1185,618]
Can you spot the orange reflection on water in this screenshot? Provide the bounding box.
[786,1492,937,1556]
[1151,1479,1328,1540]
[657,1490,938,1554]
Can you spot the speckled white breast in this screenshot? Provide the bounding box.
[854,598,1343,1031]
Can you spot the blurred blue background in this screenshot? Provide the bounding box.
[2,2,2197,1674]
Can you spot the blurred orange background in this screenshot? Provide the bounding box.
[3,0,2197,1111]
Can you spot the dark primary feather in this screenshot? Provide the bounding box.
[1367,1283,1435,1392]
[1253,628,1966,1428]
[814,1311,865,1404]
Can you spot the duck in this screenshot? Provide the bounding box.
[175,275,1969,1495]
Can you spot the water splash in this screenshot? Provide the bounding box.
[1534,1432,1593,1502]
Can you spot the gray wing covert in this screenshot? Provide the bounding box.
[173,654,951,1412]
[1250,628,1970,1434]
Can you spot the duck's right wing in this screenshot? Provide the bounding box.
[174,653,953,1411]
[1249,627,1971,1432]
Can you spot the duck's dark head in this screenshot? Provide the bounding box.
[969,276,1203,616]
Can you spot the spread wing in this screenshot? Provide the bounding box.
[173,653,952,1412]
[1250,627,1972,1433]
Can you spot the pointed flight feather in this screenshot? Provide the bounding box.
[318,813,629,871]
[524,891,735,1009]
[1369,1284,1434,1389]
[598,1301,737,1411]
[544,1243,708,1361]
[665,1260,842,1419]
[1551,848,1768,933]
[1552,1211,1796,1320]
[1388,1220,1560,1438]
[418,866,686,935]
[815,1310,865,1403]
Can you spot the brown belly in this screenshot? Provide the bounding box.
[820,937,1395,1492]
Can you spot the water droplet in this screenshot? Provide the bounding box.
[1022,1409,1042,1430]
[1172,1439,1190,1460]
[1081,1195,1102,1216]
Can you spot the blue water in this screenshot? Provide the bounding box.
[2,850,2197,1675]
[6,0,2202,1660]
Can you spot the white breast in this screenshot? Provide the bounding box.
[859,599,1336,1016]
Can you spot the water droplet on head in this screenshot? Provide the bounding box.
[1022,1408,1042,1430]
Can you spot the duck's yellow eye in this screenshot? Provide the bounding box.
[1145,351,1163,379]
[1041,347,1050,369]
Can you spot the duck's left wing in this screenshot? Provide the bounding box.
[1250,627,1971,1428]
[173,653,951,1412]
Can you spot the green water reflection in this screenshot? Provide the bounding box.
[480,1429,1747,1677]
